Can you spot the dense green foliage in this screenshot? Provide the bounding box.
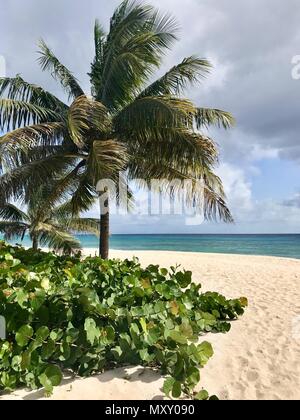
[0,242,247,398]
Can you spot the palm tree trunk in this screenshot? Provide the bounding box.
[32,234,39,250]
[99,194,110,259]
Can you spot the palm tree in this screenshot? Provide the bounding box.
[0,190,99,254]
[0,0,234,259]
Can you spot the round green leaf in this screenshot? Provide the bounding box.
[172,381,182,398]
[44,365,63,386]
[169,330,187,345]
[36,326,50,342]
[195,390,209,400]
[163,377,175,396]
[16,325,34,347]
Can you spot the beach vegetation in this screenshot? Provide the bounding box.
[0,243,247,398]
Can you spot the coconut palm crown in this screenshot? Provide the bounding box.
[0,0,234,258]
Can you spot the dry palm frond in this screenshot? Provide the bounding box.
[67,95,110,147]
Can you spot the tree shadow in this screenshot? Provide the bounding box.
[2,366,167,401]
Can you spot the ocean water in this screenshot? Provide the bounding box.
[4,234,300,259]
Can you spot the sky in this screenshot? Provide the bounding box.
[1,0,300,234]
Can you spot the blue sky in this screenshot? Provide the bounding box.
[251,159,300,202]
[1,0,300,233]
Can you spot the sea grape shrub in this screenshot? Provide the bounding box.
[0,241,247,398]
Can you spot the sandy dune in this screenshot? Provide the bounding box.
[2,251,300,400]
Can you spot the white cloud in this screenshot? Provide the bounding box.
[217,163,253,214]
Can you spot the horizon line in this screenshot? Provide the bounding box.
[76,233,300,236]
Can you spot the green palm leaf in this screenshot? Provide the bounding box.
[99,1,178,109]
[0,154,77,203]
[0,204,29,222]
[0,75,68,112]
[0,123,64,169]
[130,128,217,159]
[0,98,60,130]
[195,108,235,129]
[128,159,232,223]
[68,174,97,215]
[0,221,28,240]
[89,20,106,97]
[66,218,99,236]
[38,39,84,99]
[36,222,81,254]
[138,56,212,97]
[114,96,196,140]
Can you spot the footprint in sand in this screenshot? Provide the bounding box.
[247,370,259,382]
[238,356,249,368]
[256,390,266,399]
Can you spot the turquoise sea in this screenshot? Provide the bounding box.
[5,234,300,259]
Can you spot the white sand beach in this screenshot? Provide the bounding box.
[2,250,300,401]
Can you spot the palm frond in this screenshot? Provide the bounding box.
[36,222,81,254]
[94,19,106,60]
[0,98,60,131]
[0,154,78,203]
[67,95,110,147]
[0,203,29,222]
[195,108,235,130]
[66,218,100,236]
[114,96,196,139]
[89,20,106,97]
[49,198,100,236]
[128,159,233,223]
[99,0,178,109]
[26,183,64,221]
[0,75,68,113]
[127,130,218,176]
[138,56,212,97]
[69,174,97,215]
[107,1,178,50]
[31,162,87,223]
[88,139,127,183]
[0,221,28,240]
[38,39,84,99]
[50,200,79,220]
[202,186,233,223]
[0,123,65,170]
